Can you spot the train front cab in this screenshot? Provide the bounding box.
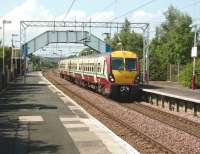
[109,51,140,98]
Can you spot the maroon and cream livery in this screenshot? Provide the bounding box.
[59,51,140,97]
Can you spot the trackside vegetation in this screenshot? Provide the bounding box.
[106,6,199,88]
[24,5,199,88]
[179,59,200,88]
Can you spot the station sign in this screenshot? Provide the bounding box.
[191,47,197,58]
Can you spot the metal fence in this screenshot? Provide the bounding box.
[167,64,185,82]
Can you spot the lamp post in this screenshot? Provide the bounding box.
[2,20,11,88]
[190,24,198,90]
[58,49,63,61]
[11,34,18,79]
[0,27,2,47]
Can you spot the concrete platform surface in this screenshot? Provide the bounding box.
[0,72,139,154]
[142,81,200,103]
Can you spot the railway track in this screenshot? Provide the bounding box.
[44,70,175,154]
[121,103,200,139]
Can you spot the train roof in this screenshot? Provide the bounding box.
[62,52,110,60]
[61,50,137,61]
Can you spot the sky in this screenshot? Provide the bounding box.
[0,0,199,56]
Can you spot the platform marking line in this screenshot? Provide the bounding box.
[60,117,79,122]
[19,116,44,122]
[60,97,75,105]
[41,72,140,154]
[68,106,82,110]
[38,81,48,84]
[63,123,87,129]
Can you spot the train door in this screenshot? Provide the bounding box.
[81,59,84,80]
[94,58,98,82]
[103,59,106,78]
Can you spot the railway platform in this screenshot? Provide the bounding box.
[0,72,138,154]
[142,81,200,102]
[141,81,200,116]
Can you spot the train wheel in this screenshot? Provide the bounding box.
[97,85,107,96]
[102,87,109,97]
[97,84,102,93]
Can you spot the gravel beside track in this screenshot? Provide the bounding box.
[44,70,200,154]
[122,103,200,138]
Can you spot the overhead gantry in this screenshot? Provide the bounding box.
[20,20,150,82]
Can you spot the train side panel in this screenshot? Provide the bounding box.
[59,51,140,97]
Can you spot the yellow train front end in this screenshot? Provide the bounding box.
[110,51,140,97]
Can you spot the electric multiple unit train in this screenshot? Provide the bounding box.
[59,51,140,97]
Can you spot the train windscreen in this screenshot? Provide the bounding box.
[125,58,136,71]
[112,58,136,71]
[112,58,124,70]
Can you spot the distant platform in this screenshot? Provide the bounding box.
[141,81,200,104]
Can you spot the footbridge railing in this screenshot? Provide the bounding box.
[21,30,112,56]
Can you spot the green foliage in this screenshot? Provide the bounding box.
[67,55,77,58]
[179,59,200,87]
[150,5,194,80]
[41,58,58,69]
[29,54,57,71]
[0,47,12,72]
[110,18,143,57]
[79,48,99,56]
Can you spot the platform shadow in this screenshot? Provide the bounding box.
[0,82,61,154]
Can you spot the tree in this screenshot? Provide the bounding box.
[0,47,12,72]
[78,48,99,56]
[150,5,194,80]
[110,18,143,57]
[28,54,41,71]
[179,58,200,88]
[28,54,58,70]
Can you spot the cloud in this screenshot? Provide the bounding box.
[0,0,87,45]
[0,0,55,45]
[89,11,115,22]
[131,10,164,23]
[0,0,115,46]
[1,0,55,29]
[57,10,86,21]
[130,10,165,37]
[0,0,164,46]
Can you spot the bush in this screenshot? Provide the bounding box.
[179,58,200,88]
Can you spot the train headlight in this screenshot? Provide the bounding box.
[136,75,140,82]
[109,74,115,83]
[134,75,140,84]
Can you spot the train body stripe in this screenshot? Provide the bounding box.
[59,50,139,95]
